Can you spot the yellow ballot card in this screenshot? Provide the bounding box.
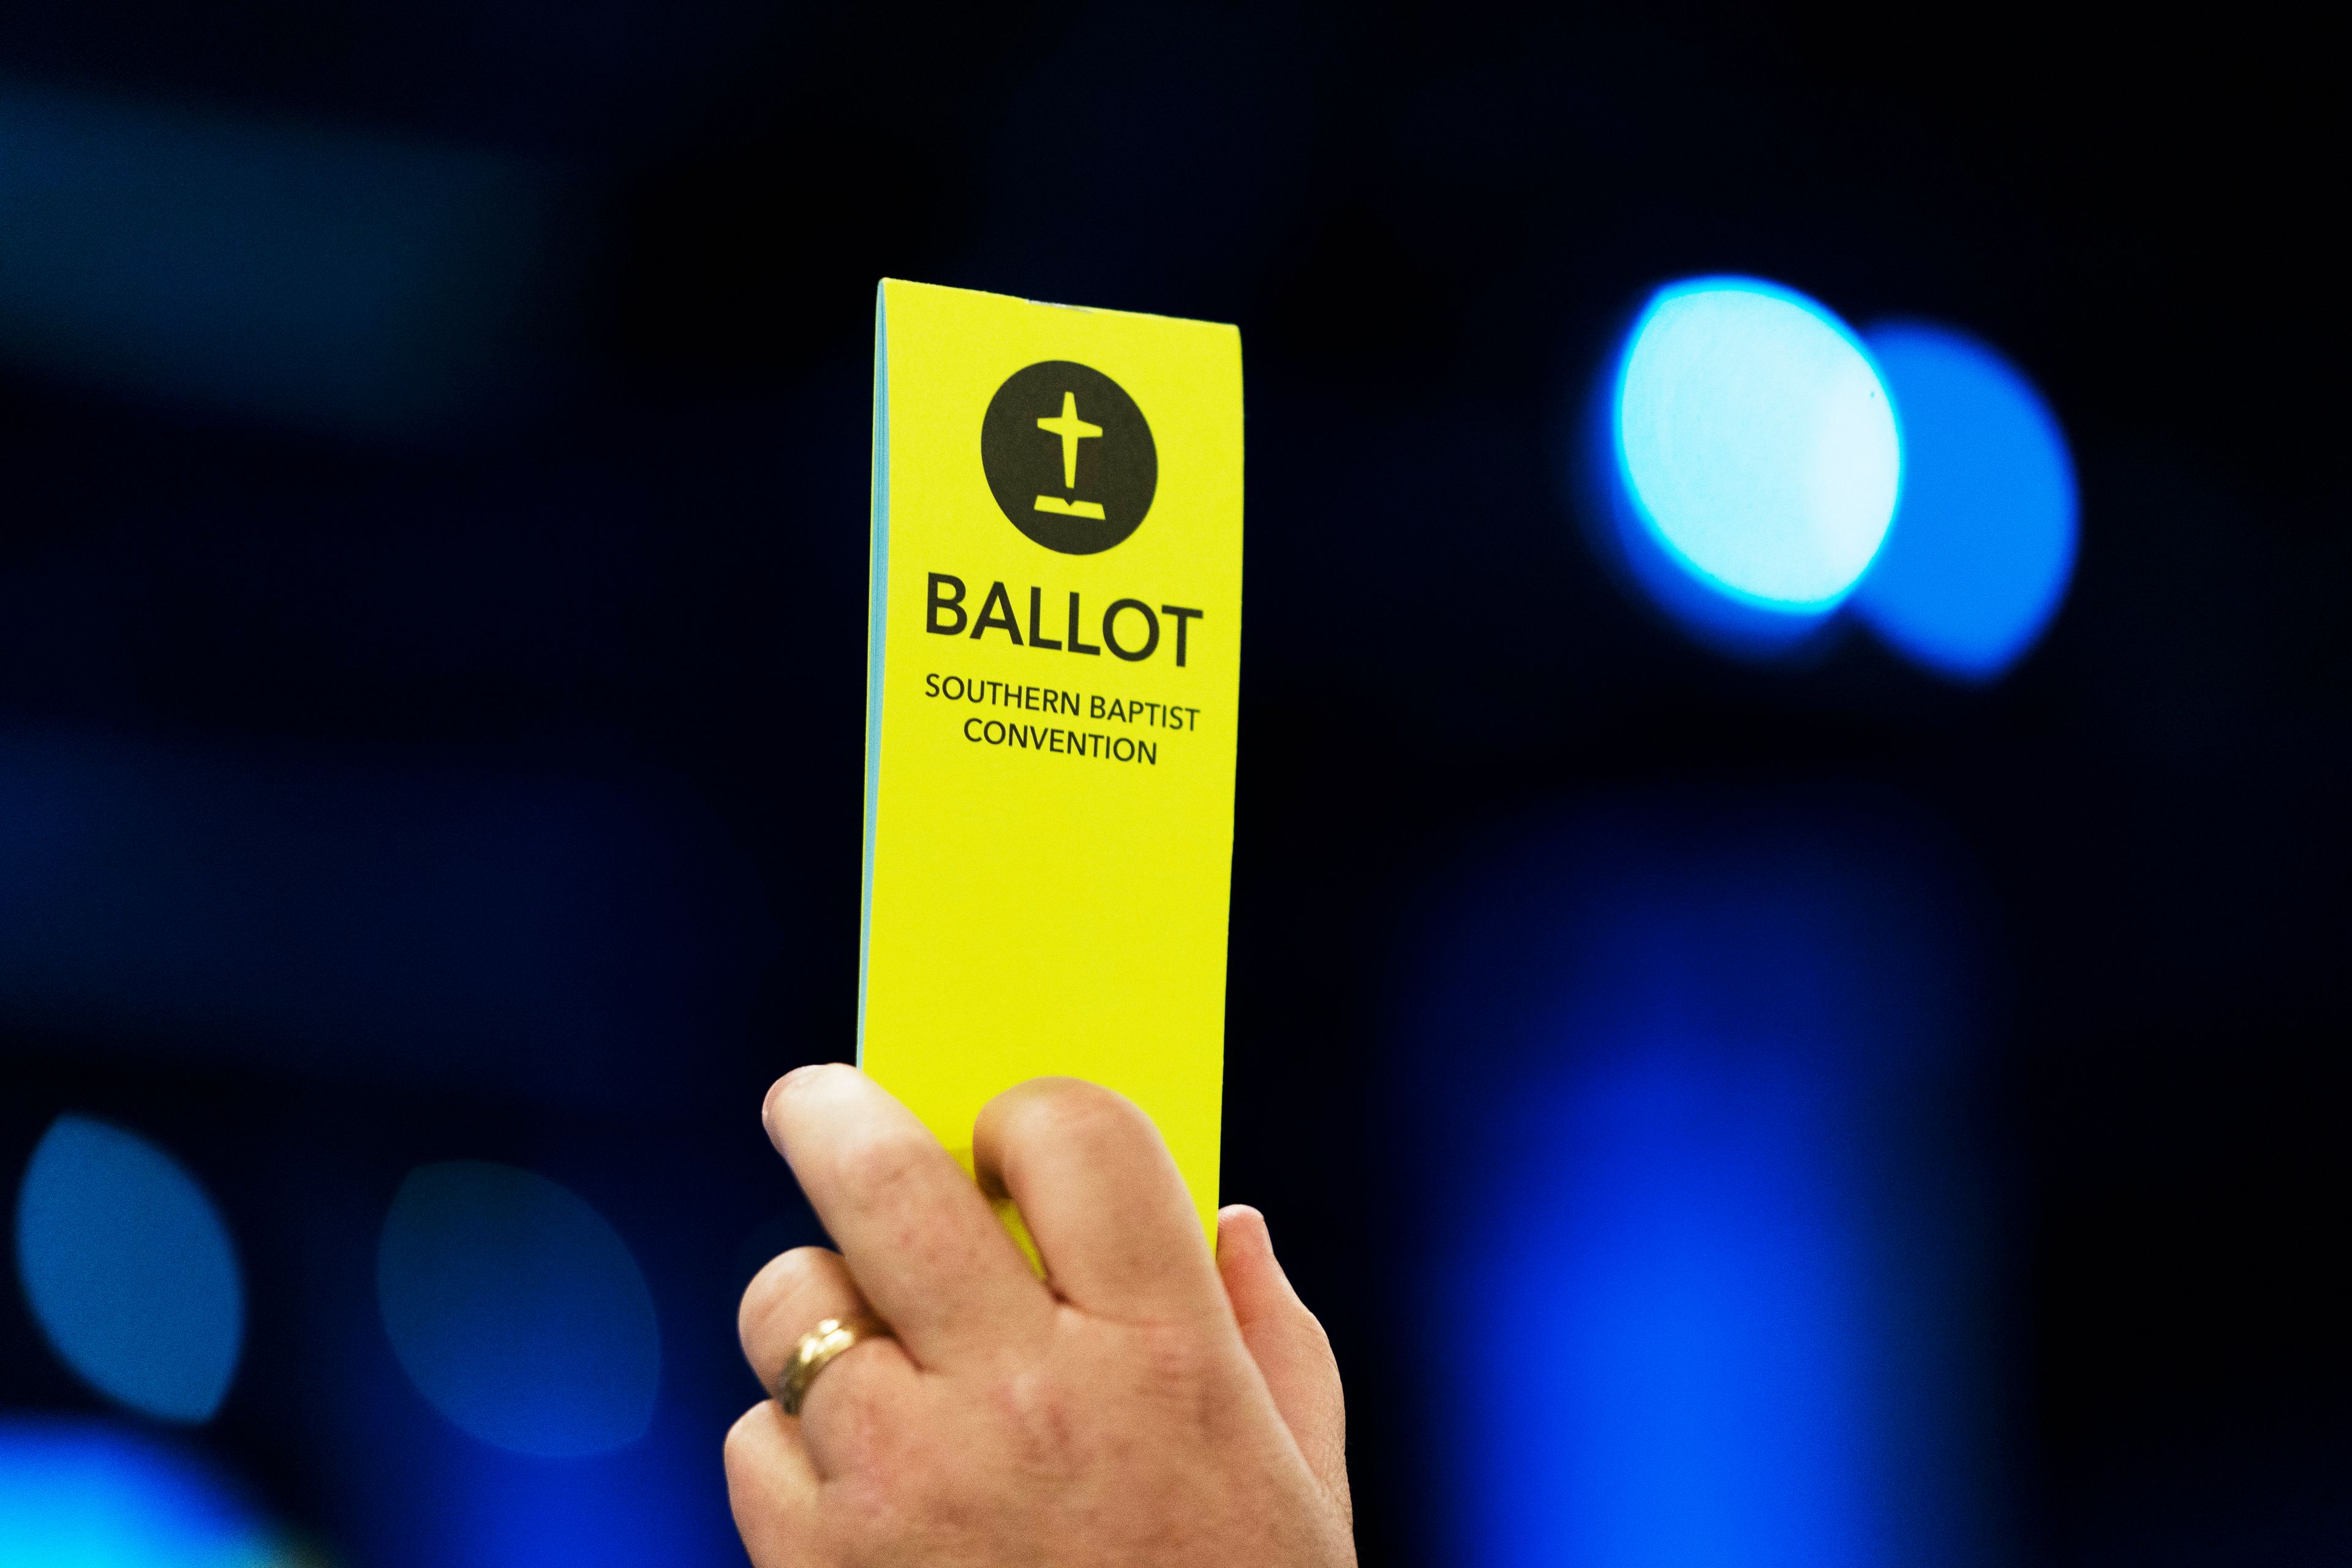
[858,279,1243,1241]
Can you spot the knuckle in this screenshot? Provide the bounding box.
[987,1364,1082,1477]
[722,1406,766,1473]
[1131,1317,1217,1401]
[1126,1320,1259,1442]
[799,1340,898,1452]
[826,1465,910,1550]
[739,1246,841,1346]
[1028,1079,1153,1156]
[834,1125,934,1200]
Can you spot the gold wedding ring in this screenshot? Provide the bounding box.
[777,1313,890,1417]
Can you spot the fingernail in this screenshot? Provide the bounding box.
[763,1069,808,1127]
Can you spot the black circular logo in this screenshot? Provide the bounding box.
[980,361,1156,554]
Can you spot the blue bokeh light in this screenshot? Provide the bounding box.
[0,80,558,439]
[1610,278,1901,627]
[377,1162,660,1458]
[1457,1055,1877,1568]
[14,1117,244,1424]
[1853,323,2078,680]
[0,1415,292,1568]
[1408,806,1997,1568]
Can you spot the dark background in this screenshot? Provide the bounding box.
[2,3,2343,1564]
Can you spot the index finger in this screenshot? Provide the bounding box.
[763,1064,1050,1368]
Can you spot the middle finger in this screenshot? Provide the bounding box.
[764,1064,1051,1368]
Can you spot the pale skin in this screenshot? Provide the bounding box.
[725,1065,1357,1568]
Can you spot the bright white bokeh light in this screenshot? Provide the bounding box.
[1615,279,1901,611]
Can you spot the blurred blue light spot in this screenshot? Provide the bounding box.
[1612,278,1900,616]
[1410,811,1997,1568]
[1458,1058,1875,1568]
[0,80,558,439]
[14,1117,244,1423]
[1853,323,2078,680]
[0,1417,293,1568]
[377,1162,659,1458]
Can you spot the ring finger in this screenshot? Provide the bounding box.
[740,1245,879,1396]
[738,1246,913,1471]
